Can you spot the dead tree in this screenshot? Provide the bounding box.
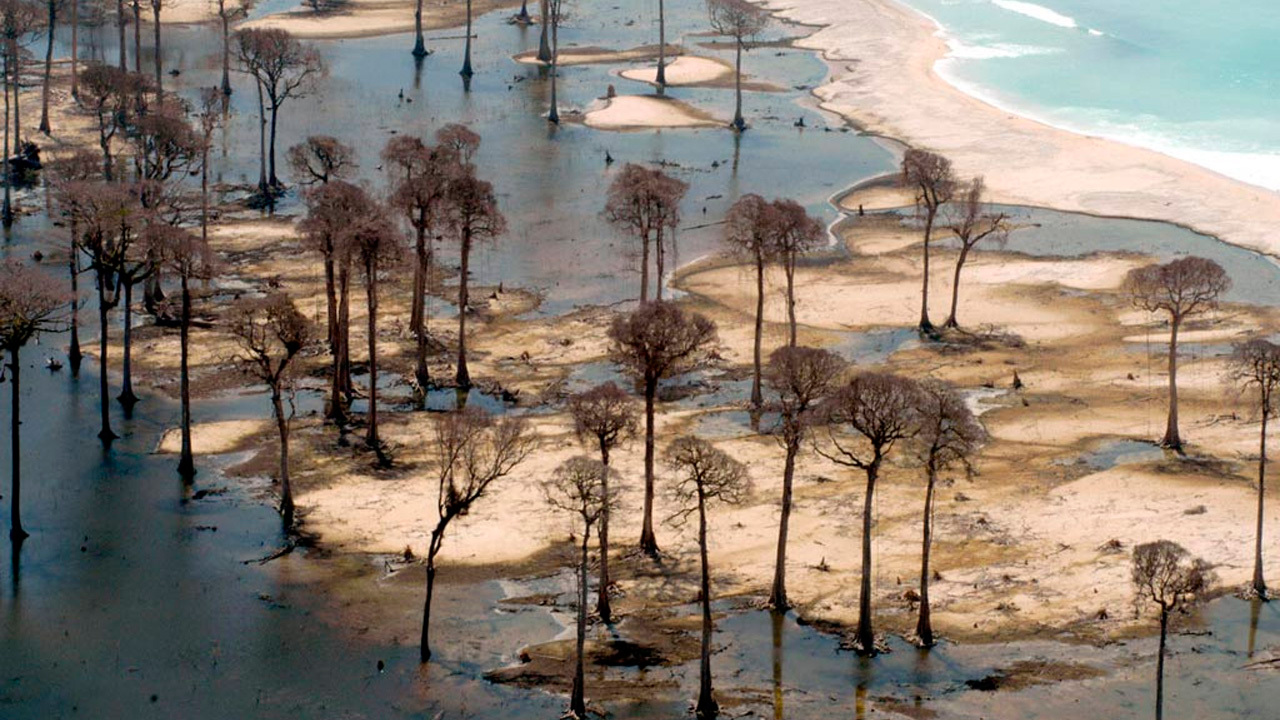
[900,149,955,336]
[912,380,983,646]
[706,0,767,132]
[604,164,687,304]
[0,260,66,541]
[228,292,310,528]
[214,0,245,95]
[764,345,845,611]
[815,372,922,654]
[421,407,534,661]
[942,177,1007,330]
[79,63,141,182]
[567,381,637,623]
[723,193,778,409]
[1132,540,1214,720]
[608,301,717,556]
[443,163,505,390]
[155,226,214,481]
[287,134,356,187]
[770,198,824,347]
[349,207,402,463]
[149,0,163,93]
[543,456,615,717]
[1123,256,1230,452]
[47,150,100,376]
[667,436,748,720]
[236,28,324,193]
[1232,338,1280,599]
[36,0,55,134]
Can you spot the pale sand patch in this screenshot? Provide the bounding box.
[582,95,722,131]
[513,44,682,67]
[765,0,1280,258]
[618,56,733,86]
[243,0,518,39]
[156,419,271,455]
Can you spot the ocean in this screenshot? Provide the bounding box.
[894,0,1280,190]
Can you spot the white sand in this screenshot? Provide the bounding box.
[582,95,722,131]
[618,56,734,86]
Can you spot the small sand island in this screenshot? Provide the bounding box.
[582,94,723,130]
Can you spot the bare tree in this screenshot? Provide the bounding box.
[567,381,637,622]
[816,372,922,654]
[608,301,718,555]
[196,88,223,249]
[1123,256,1230,452]
[764,345,845,611]
[604,164,687,304]
[942,177,1007,330]
[1132,540,1214,720]
[543,456,614,717]
[69,0,77,98]
[544,0,563,123]
[47,150,100,376]
[0,260,65,541]
[770,198,823,347]
[236,28,324,193]
[349,207,402,462]
[288,134,356,187]
[912,380,983,646]
[900,149,955,335]
[1232,338,1280,599]
[443,162,505,389]
[79,63,141,182]
[155,226,214,481]
[723,193,777,409]
[149,0,163,92]
[706,0,767,132]
[213,0,244,95]
[229,292,310,527]
[421,407,534,661]
[667,436,748,720]
[36,0,56,133]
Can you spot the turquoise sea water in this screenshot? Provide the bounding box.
[893,0,1280,190]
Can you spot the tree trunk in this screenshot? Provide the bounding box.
[655,226,667,302]
[2,49,11,229]
[571,523,589,717]
[38,0,55,135]
[597,446,613,622]
[8,345,26,541]
[412,0,427,57]
[413,223,431,391]
[536,0,550,62]
[177,273,195,480]
[421,531,442,661]
[131,0,141,76]
[96,281,117,442]
[919,207,936,334]
[639,228,650,304]
[117,0,127,70]
[784,259,797,347]
[272,387,293,527]
[267,103,280,188]
[854,464,878,653]
[152,5,162,96]
[696,492,718,719]
[731,40,743,132]
[750,253,764,409]
[915,463,937,646]
[69,224,82,374]
[768,435,798,610]
[459,0,473,77]
[547,7,558,124]
[944,245,970,329]
[8,40,16,171]
[328,261,351,424]
[324,244,337,352]
[770,610,784,720]
[1163,318,1181,451]
[255,79,267,193]
[365,262,380,451]
[1155,608,1168,720]
[118,279,138,407]
[639,376,658,555]
[456,233,471,388]
[1255,408,1268,598]
[220,7,231,95]
[71,0,80,99]
[655,0,666,92]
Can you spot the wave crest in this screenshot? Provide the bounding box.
[991,0,1078,29]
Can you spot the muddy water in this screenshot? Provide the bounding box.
[0,0,1276,717]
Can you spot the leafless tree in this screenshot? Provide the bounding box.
[228,292,310,527]
[608,301,717,555]
[1123,256,1230,452]
[543,456,615,717]
[149,0,163,92]
[1232,338,1280,599]
[723,193,778,409]
[912,380,983,646]
[900,149,955,335]
[770,198,823,347]
[604,164,687,304]
[421,407,534,661]
[213,0,244,95]
[47,150,100,375]
[195,87,223,248]
[764,345,845,611]
[0,260,66,541]
[567,381,637,622]
[544,0,564,123]
[706,0,767,132]
[79,63,145,182]
[155,226,214,481]
[236,28,324,193]
[816,372,922,654]
[942,177,1007,330]
[1132,540,1214,720]
[666,436,748,720]
[443,162,505,389]
[349,206,402,463]
[288,134,356,187]
[69,0,77,98]
[36,0,57,134]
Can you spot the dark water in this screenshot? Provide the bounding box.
[0,0,1276,717]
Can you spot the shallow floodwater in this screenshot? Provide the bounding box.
[2,0,1278,717]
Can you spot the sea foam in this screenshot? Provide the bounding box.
[991,0,1078,29]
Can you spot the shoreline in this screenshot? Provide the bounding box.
[763,0,1280,259]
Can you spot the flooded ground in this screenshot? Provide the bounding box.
[1,0,1278,717]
